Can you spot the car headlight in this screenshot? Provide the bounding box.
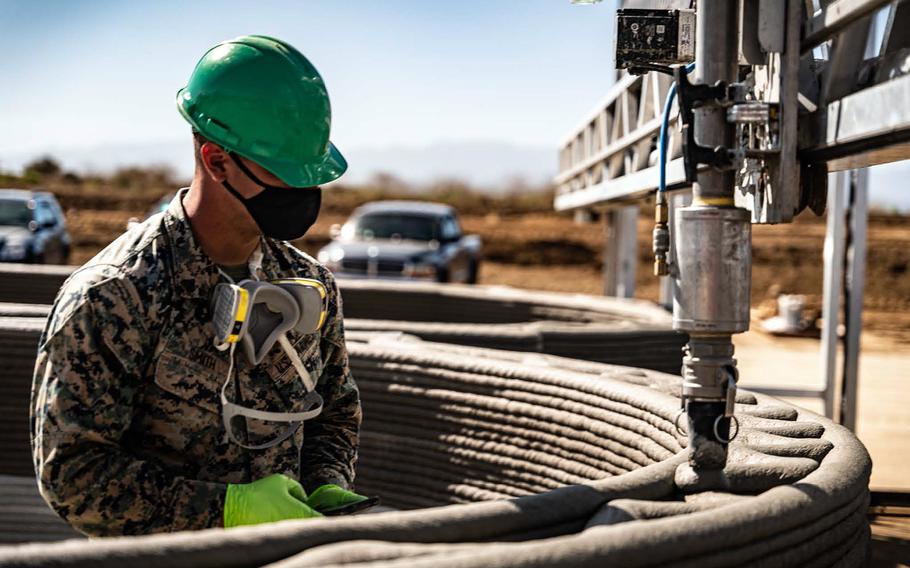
[403,261,437,278]
[318,248,344,271]
[1,241,27,260]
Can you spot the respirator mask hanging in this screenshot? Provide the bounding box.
[211,276,329,449]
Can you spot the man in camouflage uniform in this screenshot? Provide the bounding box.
[30,36,364,536]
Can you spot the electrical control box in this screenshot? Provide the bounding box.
[616,9,696,69]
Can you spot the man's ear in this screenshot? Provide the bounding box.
[200,142,228,182]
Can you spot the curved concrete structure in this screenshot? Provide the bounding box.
[0,268,687,373]
[0,333,871,567]
[339,280,688,374]
[0,265,73,306]
[0,317,47,478]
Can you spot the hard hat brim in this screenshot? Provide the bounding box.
[256,141,348,188]
[178,89,348,187]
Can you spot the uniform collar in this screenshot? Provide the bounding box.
[162,189,296,299]
[259,236,297,279]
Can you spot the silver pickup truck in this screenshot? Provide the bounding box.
[317,201,482,283]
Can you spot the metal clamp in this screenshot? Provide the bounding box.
[674,409,687,436]
[673,66,738,181]
[724,367,738,418]
[713,414,740,444]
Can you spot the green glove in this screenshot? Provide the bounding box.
[306,484,378,515]
[224,474,323,528]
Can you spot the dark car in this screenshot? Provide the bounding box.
[318,201,481,283]
[0,189,71,264]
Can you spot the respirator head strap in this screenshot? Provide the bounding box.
[219,343,324,450]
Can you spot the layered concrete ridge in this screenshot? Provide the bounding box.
[0,266,687,373]
[0,334,871,567]
[0,264,72,306]
[0,316,47,477]
[339,279,688,374]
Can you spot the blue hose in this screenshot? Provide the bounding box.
[658,63,696,194]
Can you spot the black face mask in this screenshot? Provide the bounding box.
[222,153,322,241]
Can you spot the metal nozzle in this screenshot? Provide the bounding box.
[654,255,669,277]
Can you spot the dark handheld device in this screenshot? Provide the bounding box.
[616,8,696,70]
[320,496,382,516]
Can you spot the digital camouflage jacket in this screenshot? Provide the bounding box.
[30,190,361,536]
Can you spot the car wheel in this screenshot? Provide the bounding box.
[435,267,449,283]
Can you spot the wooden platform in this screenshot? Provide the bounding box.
[870,492,910,567]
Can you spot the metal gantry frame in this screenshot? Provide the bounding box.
[556,0,910,426]
[601,205,640,298]
[821,168,869,429]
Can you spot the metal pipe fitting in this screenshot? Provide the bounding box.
[681,335,738,401]
[672,206,752,334]
[653,195,670,276]
[676,0,747,468]
[693,0,740,202]
[673,204,750,470]
[680,335,740,468]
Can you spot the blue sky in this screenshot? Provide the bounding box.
[0,0,908,210]
[0,0,617,184]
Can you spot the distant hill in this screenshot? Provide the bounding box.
[2,138,908,211]
[0,139,556,193]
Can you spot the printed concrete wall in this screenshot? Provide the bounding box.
[0,331,871,567]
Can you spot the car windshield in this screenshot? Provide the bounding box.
[0,199,34,227]
[354,213,439,242]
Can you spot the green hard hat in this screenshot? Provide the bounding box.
[177,35,347,187]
